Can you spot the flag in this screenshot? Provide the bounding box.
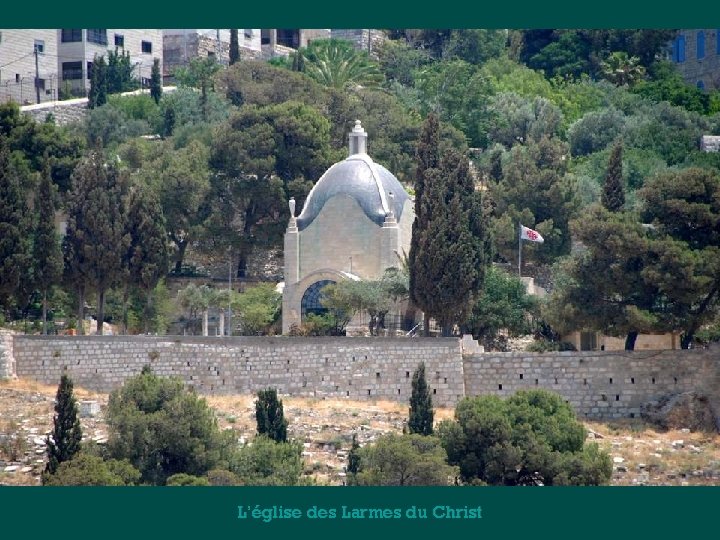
[520,225,544,243]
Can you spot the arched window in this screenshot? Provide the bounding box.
[697,80,705,90]
[301,280,336,317]
[697,31,705,59]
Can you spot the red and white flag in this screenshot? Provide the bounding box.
[520,225,544,243]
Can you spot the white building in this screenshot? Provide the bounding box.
[0,29,60,104]
[58,29,163,97]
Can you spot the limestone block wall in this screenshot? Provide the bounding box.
[463,350,720,419]
[11,336,464,407]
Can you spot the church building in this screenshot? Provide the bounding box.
[281,121,415,334]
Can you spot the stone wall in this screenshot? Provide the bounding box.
[0,330,15,379]
[10,336,464,407]
[21,98,88,125]
[5,336,720,418]
[463,350,720,419]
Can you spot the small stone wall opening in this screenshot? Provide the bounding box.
[498,384,503,390]
[631,377,635,384]
[615,395,620,401]
[519,373,523,380]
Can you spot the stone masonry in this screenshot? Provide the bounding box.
[4,336,720,419]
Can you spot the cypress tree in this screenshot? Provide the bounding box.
[125,186,168,333]
[347,433,361,476]
[150,58,162,104]
[408,362,434,435]
[602,140,625,212]
[409,129,488,336]
[63,151,127,335]
[88,55,108,109]
[0,137,31,309]
[33,161,63,334]
[229,29,240,66]
[255,388,288,442]
[44,374,83,479]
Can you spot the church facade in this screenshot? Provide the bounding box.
[281,121,414,334]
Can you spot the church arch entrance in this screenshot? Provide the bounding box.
[301,280,336,318]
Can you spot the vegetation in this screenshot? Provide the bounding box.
[437,390,612,485]
[44,375,83,479]
[408,362,434,435]
[255,388,288,443]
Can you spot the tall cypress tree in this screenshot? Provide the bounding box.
[347,433,361,476]
[409,133,488,335]
[88,55,108,109]
[0,137,31,309]
[409,114,440,335]
[125,186,168,333]
[255,388,288,442]
[229,29,240,66]
[33,161,63,334]
[150,58,162,104]
[408,362,434,435]
[602,140,625,212]
[44,374,83,479]
[63,151,127,335]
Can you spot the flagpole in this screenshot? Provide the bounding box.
[518,224,522,277]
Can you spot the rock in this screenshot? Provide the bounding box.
[20,466,32,473]
[638,463,646,470]
[672,440,685,449]
[613,456,625,463]
[80,401,101,418]
[4,465,18,472]
[615,466,627,473]
[641,392,719,433]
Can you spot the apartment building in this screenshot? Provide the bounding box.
[58,29,163,97]
[0,29,60,104]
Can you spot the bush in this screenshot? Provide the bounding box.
[229,435,304,486]
[105,367,232,485]
[438,389,612,485]
[43,453,141,486]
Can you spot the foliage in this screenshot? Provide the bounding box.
[410,115,489,334]
[463,265,537,341]
[173,57,222,122]
[347,434,361,476]
[377,39,432,87]
[105,367,231,485]
[166,473,210,486]
[632,61,710,114]
[229,435,304,486]
[82,104,152,148]
[89,55,108,109]
[255,388,288,443]
[300,39,384,90]
[487,92,563,147]
[229,283,281,335]
[438,389,611,485]
[33,163,63,333]
[351,433,457,486]
[44,374,83,478]
[43,453,141,486]
[599,52,646,87]
[408,362,434,435]
[602,139,625,212]
[106,50,136,94]
[229,29,240,66]
[150,58,162,104]
[568,107,626,157]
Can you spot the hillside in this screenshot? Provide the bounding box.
[1,378,719,486]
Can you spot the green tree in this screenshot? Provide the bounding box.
[0,137,32,311]
[63,150,128,334]
[44,454,141,486]
[463,265,537,344]
[44,374,83,479]
[227,283,281,335]
[602,140,625,212]
[107,49,135,94]
[410,118,489,335]
[124,185,168,333]
[173,57,221,121]
[33,161,63,334]
[438,390,611,485]
[229,436,304,486]
[301,39,384,90]
[150,58,162,104]
[229,29,240,66]
[255,388,288,443]
[347,433,361,477]
[408,362,434,435]
[352,433,457,486]
[166,473,210,486]
[89,54,108,109]
[600,52,646,87]
[105,367,231,485]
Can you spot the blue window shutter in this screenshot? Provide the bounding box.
[672,38,679,62]
[698,31,705,59]
[679,35,686,62]
[697,80,705,90]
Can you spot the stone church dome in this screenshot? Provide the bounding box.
[296,120,410,231]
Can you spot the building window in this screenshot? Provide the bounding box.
[678,35,686,62]
[36,78,46,91]
[15,73,20,83]
[34,40,45,54]
[87,29,108,45]
[61,61,83,80]
[61,29,82,43]
[207,51,216,59]
[697,31,705,59]
[87,61,94,80]
[697,80,705,90]
[141,41,152,54]
[717,30,720,54]
[114,34,124,48]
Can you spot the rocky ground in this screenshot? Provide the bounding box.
[1,378,719,486]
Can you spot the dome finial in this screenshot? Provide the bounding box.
[348,120,367,156]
